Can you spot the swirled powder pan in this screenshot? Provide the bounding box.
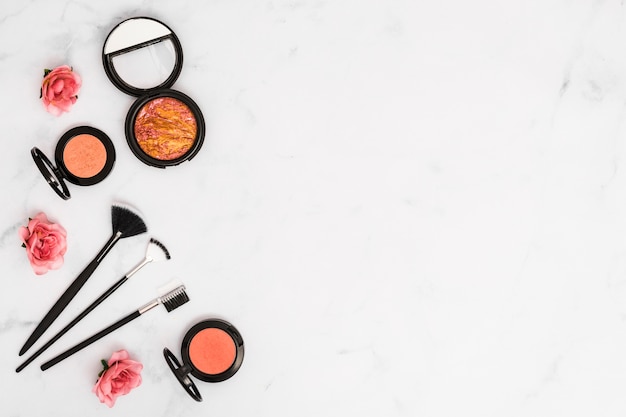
[134,97,198,161]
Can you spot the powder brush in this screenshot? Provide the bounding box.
[40,285,189,371]
[19,204,147,356]
[16,238,169,372]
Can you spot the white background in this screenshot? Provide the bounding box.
[2,0,626,416]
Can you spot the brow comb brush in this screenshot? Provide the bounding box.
[19,204,147,356]
[16,238,170,373]
[41,285,189,371]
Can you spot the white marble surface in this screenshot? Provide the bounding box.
[2,0,626,415]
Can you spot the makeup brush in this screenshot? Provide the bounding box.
[19,204,147,356]
[40,285,189,371]
[16,238,170,373]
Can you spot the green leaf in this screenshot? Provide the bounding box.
[97,359,109,377]
[43,68,51,77]
[39,88,42,99]
[21,243,26,248]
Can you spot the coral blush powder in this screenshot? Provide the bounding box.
[62,134,107,178]
[188,328,236,375]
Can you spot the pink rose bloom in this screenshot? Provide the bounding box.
[40,65,81,116]
[93,350,143,408]
[18,212,67,275]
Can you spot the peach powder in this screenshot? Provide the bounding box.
[188,328,236,375]
[62,134,107,178]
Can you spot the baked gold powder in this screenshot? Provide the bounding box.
[134,97,197,160]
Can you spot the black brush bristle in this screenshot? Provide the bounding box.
[111,204,147,238]
[160,286,190,312]
[149,238,171,260]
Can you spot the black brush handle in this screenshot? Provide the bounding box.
[16,275,129,372]
[19,233,121,356]
[40,310,141,371]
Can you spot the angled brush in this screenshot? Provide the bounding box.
[40,285,189,371]
[16,238,169,372]
[19,204,147,356]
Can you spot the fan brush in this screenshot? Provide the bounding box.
[19,204,147,356]
[16,238,169,372]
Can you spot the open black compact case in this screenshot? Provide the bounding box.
[102,16,205,168]
[31,126,116,200]
[164,319,244,402]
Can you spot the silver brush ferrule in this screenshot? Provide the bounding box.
[138,300,160,314]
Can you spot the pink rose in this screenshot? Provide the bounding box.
[93,350,143,408]
[18,212,67,275]
[40,65,81,116]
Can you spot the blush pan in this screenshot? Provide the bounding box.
[63,134,108,178]
[31,126,116,200]
[188,328,236,375]
[164,319,244,402]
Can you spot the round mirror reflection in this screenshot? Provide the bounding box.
[111,40,177,89]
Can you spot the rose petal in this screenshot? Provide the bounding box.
[52,80,64,93]
[46,104,63,117]
[108,350,130,365]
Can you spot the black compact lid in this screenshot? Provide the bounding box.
[31,147,71,200]
[102,16,183,96]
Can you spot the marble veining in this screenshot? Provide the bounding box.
[3,0,626,416]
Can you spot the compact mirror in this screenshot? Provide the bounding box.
[102,17,183,96]
[111,40,177,89]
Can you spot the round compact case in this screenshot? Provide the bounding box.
[102,16,205,168]
[31,126,116,200]
[163,319,244,402]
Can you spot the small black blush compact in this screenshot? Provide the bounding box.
[163,319,244,402]
[31,126,116,200]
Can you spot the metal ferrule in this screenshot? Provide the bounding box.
[138,300,160,314]
[95,231,123,263]
[125,257,152,279]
